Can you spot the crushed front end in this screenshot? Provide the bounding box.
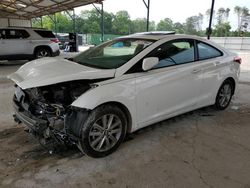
[12,81,91,149]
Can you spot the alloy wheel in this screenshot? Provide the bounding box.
[218,83,232,108]
[88,114,122,152]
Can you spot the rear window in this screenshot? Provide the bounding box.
[34,30,55,38]
[197,41,223,60]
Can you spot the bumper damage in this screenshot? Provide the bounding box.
[12,83,90,150]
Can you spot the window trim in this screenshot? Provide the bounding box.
[196,40,223,61]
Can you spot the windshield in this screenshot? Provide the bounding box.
[72,38,154,69]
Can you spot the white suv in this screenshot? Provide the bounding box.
[0,27,60,60]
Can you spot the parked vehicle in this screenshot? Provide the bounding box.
[0,27,60,60]
[8,32,241,157]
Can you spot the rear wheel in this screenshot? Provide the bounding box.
[80,105,127,158]
[215,80,233,110]
[35,48,51,59]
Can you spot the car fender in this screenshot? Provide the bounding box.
[71,79,137,131]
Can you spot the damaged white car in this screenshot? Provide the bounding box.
[8,32,241,158]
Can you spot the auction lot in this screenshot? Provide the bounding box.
[0,52,250,188]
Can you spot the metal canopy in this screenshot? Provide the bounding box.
[0,0,103,19]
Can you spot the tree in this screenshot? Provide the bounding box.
[206,8,216,23]
[113,17,155,34]
[173,22,185,34]
[184,14,203,35]
[234,6,250,34]
[213,22,231,37]
[156,18,174,31]
[197,13,204,31]
[217,8,230,24]
[184,16,198,35]
[55,12,72,33]
[32,12,75,33]
[112,11,131,35]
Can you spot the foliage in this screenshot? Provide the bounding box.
[213,22,231,37]
[112,11,131,35]
[217,8,230,24]
[156,18,174,31]
[131,18,155,33]
[234,6,250,34]
[31,6,250,38]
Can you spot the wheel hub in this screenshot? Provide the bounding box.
[88,114,122,152]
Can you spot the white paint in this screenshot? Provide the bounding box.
[9,33,240,132]
[8,57,115,89]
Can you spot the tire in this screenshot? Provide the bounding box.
[35,48,51,59]
[215,80,233,110]
[80,105,127,158]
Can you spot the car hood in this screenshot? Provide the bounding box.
[8,57,116,89]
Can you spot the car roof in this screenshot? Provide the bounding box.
[118,32,229,54]
[0,27,49,31]
[120,31,205,41]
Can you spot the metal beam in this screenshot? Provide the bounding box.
[142,0,150,31]
[0,0,104,19]
[54,14,57,35]
[92,2,104,42]
[73,9,76,34]
[65,9,76,33]
[207,0,215,40]
[101,2,104,42]
[41,16,43,28]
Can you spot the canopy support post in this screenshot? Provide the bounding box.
[142,0,150,31]
[207,0,215,40]
[93,2,104,42]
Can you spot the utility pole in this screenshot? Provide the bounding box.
[207,0,215,40]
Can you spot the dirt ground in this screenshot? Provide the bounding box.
[0,55,250,188]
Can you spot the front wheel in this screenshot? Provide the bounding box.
[80,105,127,158]
[215,80,233,110]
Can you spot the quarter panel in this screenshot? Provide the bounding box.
[199,55,240,106]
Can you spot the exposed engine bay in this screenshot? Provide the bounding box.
[13,80,101,150]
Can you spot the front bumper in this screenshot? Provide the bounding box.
[13,100,48,135]
[52,49,60,57]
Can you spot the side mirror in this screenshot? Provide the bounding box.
[142,57,159,71]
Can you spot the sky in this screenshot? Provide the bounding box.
[75,0,249,30]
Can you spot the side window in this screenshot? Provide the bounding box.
[6,29,29,39]
[34,30,55,38]
[151,40,195,69]
[0,29,6,39]
[197,42,222,60]
[126,39,195,74]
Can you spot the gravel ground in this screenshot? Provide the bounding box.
[0,52,250,188]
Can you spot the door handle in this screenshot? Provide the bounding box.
[191,69,201,74]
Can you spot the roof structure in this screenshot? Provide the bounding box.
[0,0,103,19]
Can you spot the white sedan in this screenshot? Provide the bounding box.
[8,32,241,157]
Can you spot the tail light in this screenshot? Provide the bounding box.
[234,57,242,64]
[50,38,59,43]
